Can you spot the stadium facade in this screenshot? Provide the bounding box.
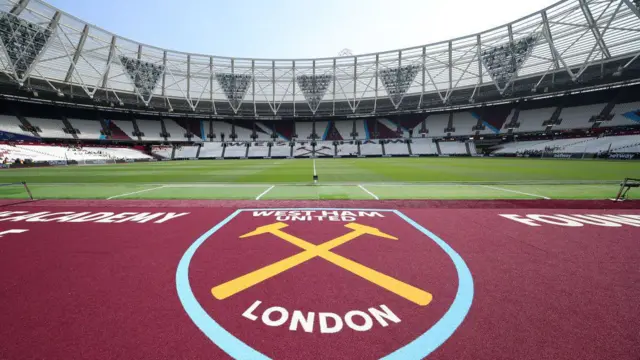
[0,0,639,118]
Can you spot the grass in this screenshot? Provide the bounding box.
[0,157,637,200]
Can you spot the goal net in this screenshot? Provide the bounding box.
[614,178,640,201]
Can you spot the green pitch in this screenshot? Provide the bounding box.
[0,157,637,200]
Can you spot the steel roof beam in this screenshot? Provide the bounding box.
[64,24,89,83]
[101,36,116,88]
[10,0,30,15]
[578,0,611,59]
[621,0,640,18]
[541,11,560,70]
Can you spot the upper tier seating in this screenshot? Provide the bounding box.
[27,118,73,139]
[514,107,555,133]
[452,112,477,136]
[0,115,38,137]
[68,119,103,139]
[135,120,164,141]
[554,104,605,130]
[425,114,450,137]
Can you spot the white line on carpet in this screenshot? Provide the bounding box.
[255,185,275,200]
[107,185,168,200]
[480,185,550,200]
[358,184,379,200]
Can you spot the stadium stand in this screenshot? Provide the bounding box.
[554,104,606,130]
[604,102,640,127]
[151,145,173,159]
[112,120,137,139]
[67,119,103,140]
[0,144,150,163]
[411,139,438,155]
[513,107,555,133]
[26,118,73,139]
[336,141,359,157]
[223,143,248,158]
[360,140,383,156]
[493,134,640,155]
[135,120,164,141]
[293,142,314,157]
[439,141,469,155]
[452,112,477,136]
[314,141,335,157]
[334,120,353,140]
[0,115,37,137]
[425,114,450,137]
[269,142,292,157]
[384,140,410,156]
[247,143,270,158]
[163,119,190,141]
[199,142,224,158]
[173,145,199,159]
[296,122,314,140]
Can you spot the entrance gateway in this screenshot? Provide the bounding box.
[176,208,474,359]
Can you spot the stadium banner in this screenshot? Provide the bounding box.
[48,160,68,166]
[83,159,107,165]
[606,153,640,160]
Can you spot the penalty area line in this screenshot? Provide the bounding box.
[480,185,550,200]
[107,185,168,200]
[358,184,379,200]
[255,185,275,200]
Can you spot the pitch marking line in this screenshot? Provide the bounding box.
[107,185,168,200]
[358,184,379,200]
[255,185,275,200]
[480,185,551,200]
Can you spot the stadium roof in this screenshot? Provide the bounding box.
[0,0,639,117]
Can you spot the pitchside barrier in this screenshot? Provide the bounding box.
[0,182,34,200]
[614,178,640,201]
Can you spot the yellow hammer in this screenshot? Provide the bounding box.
[211,222,433,306]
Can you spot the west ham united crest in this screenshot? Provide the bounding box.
[177,209,474,359]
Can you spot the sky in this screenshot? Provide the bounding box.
[45,0,561,59]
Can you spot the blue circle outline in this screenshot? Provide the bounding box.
[176,208,474,360]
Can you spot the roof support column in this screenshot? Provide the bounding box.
[64,24,89,82]
[10,0,30,15]
[541,10,560,70]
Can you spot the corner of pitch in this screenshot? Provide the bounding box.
[210,210,433,335]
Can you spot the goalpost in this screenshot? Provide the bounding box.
[312,158,318,184]
[614,178,640,201]
[0,182,34,200]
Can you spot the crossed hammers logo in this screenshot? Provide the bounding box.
[211,222,433,306]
